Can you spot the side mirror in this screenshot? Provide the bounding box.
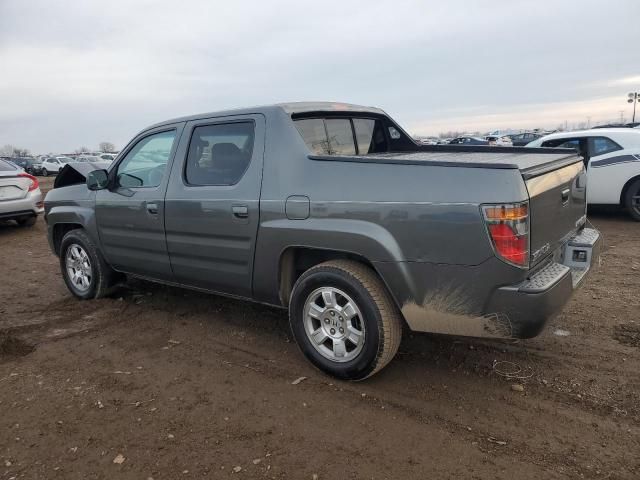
[86,169,109,190]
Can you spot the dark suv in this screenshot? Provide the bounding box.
[9,158,45,176]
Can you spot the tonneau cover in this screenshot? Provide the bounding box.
[310,148,581,179]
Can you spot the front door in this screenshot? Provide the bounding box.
[95,125,183,281]
[164,114,265,298]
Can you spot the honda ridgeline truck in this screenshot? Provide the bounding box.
[44,102,601,380]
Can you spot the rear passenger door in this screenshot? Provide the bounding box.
[164,115,265,298]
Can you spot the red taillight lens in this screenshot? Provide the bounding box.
[18,172,39,192]
[488,224,528,265]
[482,203,529,267]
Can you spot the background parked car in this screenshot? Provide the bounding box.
[77,155,103,163]
[509,132,542,146]
[448,136,488,145]
[8,157,45,175]
[526,128,640,221]
[0,159,43,226]
[484,135,513,146]
[41,156,74,176]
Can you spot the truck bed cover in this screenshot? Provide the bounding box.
[310,147,581,179]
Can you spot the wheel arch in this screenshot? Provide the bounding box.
[277,246,404,318]
[52,222,84,256]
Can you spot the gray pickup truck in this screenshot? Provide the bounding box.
[44,102,601,380]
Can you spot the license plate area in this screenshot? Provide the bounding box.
[563,228,600,287]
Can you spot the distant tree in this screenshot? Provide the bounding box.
[73,146,91,154]
[1,144,30,156]
[99,141,116,153]
[0,144,14,156]
[438,130,465,139]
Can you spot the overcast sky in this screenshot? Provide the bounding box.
[1,0,639,153]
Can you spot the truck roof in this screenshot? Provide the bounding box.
[144,102,386,131]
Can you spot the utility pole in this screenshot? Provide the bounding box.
[619,110,625,124]
[628,92,640,123]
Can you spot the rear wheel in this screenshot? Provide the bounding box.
[624,178,640,221]
[289,260,402,380]
[60,229,120,299]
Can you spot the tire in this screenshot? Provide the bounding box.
[624,178,640,221]
[17,216,37,227]
[289,260,402,380]
[59,229,119,299]
[42,169,48,177]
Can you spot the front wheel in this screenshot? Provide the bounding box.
[625,178,640,221]
[60,229,119,299]
[289,260,402,380]
[42,169,48,177]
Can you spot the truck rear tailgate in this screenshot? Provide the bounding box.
[524,159,586,266]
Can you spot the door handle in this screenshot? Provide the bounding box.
[232,205,249,218]
[146,202,159,215]
[561,188,570,205]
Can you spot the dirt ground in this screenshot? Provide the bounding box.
[1,177,639,479]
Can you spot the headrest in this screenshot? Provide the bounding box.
[211,143,243,169]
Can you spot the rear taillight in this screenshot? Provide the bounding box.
[18,172,39,192]
[482,203,529,268]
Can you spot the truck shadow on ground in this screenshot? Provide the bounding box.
[107,278,543,386]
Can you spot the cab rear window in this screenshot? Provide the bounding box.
[294,117,388,155]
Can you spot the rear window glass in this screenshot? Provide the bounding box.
[295,117,388,155]
[294,119,330,155]
[325,119,356,155]
[0,160,17,171]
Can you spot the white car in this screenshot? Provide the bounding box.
[98,153,117,162]
[41,156,74,175]
[0,159,43,226]
[484,134,513,146]
[527,129,640,220]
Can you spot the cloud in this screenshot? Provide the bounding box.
[0,0,639,152]
[609,76,640,87]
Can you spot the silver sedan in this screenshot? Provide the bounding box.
[0,159,44,226]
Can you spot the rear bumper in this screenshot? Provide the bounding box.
[394,227,601,339]
[0,190,44,219]
[485,227,601,338]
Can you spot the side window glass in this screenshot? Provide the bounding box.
[590,137,622,157]
[325,119,356,155]
[542,138,579,149]
[295,118,330,155]
[185,122,255,186]
[557,140,580,150]
[116,130,176,188]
